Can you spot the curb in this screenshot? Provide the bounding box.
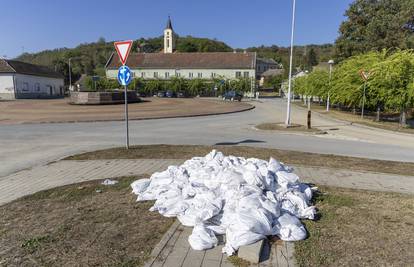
[144,220,181,267]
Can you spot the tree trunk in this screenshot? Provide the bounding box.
[400,108,408,127]
[352,106,356,115]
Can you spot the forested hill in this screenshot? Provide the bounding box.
[15,36,232,83]
[15,35,333,84]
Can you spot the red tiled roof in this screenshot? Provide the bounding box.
[106,52,256,70]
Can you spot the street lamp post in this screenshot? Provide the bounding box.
[285,0,296,127]
[327,59,334,111]
[68,58,72,91]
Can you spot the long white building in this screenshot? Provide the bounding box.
[0,59,64,100]
[106,17,279,81]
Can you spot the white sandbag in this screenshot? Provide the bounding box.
[131,150,315,255]
[188,224,218,250]
[130,179,150,194]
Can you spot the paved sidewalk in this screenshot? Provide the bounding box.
[1,159,413,206]
[144,221,296,267]
[0,159,182,206]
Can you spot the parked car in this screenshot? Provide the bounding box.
[177,91,188,98]
[157,91,166,97]
[223,91,243,101]
[138,92,147,97]
[166,90,177,98]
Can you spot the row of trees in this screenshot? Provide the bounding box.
[84,77,253,97]
[293,50,414,126]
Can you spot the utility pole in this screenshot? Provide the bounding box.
[285,0,296,127]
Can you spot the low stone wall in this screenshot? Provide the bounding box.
[70,91,140,105]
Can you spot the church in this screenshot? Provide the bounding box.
[106,17,277,82]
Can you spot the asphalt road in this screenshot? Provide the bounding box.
[1,98,414,177]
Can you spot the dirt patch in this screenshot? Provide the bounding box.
[0,176,174,266]
[64,145,414,176]
[0,97,253,125]
[255,122,324,134]
[295,186,414,266]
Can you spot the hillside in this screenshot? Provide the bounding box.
[15,36,334,84]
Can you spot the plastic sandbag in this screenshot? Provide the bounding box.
[188,224,218,250]
[131,150,315,255]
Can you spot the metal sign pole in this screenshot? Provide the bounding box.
[124,82,129,149]
[361,81,366,119]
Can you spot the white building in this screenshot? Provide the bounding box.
[0,59,64,100]
[106,17,257,81]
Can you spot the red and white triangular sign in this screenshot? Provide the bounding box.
[114,40,133,65]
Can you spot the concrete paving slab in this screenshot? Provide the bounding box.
[238,239,264,264]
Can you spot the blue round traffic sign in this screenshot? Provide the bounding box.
[117,65,132,86]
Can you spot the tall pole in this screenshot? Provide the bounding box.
[285,0,296,126]
[361,81,366,119]
[124,83,129,149]
[327,60,333,111]
[68,58,72,91]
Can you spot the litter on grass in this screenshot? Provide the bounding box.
[131,150,316,255]
[102,179,118,185]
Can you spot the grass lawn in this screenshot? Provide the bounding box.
[65,144,414,176]
[295,186,414,266]
[0,176,174,267]
[255,122,324,134]
[295,102,414,134]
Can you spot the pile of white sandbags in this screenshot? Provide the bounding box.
[131,150,316,255]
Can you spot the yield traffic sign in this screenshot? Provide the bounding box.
[114,40,133,65]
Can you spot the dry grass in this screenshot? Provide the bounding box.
[65,144,414,176]
[0,176,174,267]
[256,122,324,134]
[295,186,414,266]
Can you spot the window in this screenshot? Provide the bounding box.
[198,73,202,78]
[244,72,249,78]
[141,72,145,78]
[167,38,170,48]
[165,72,170,78]
[211,72,216,78]
[22,82,29,91]
[235,71,242,78]
[176,72,181,77]
[154,72,158,78]
[35,83,40,91]
[189,72,194,78]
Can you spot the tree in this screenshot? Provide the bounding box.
[306,48,318,69]
[331,51,385,109]
[369,50,414,126]
[188,79,206,96]
[335,0,414,60]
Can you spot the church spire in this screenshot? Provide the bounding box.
[164,15,175,53]
[166,15,173,30]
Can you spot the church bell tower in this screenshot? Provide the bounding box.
[164,16,175,53]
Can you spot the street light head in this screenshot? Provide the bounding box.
[328,59,334,65]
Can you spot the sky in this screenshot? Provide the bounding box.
[0,0,354,58]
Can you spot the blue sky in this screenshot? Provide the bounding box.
[1,0,354,58]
